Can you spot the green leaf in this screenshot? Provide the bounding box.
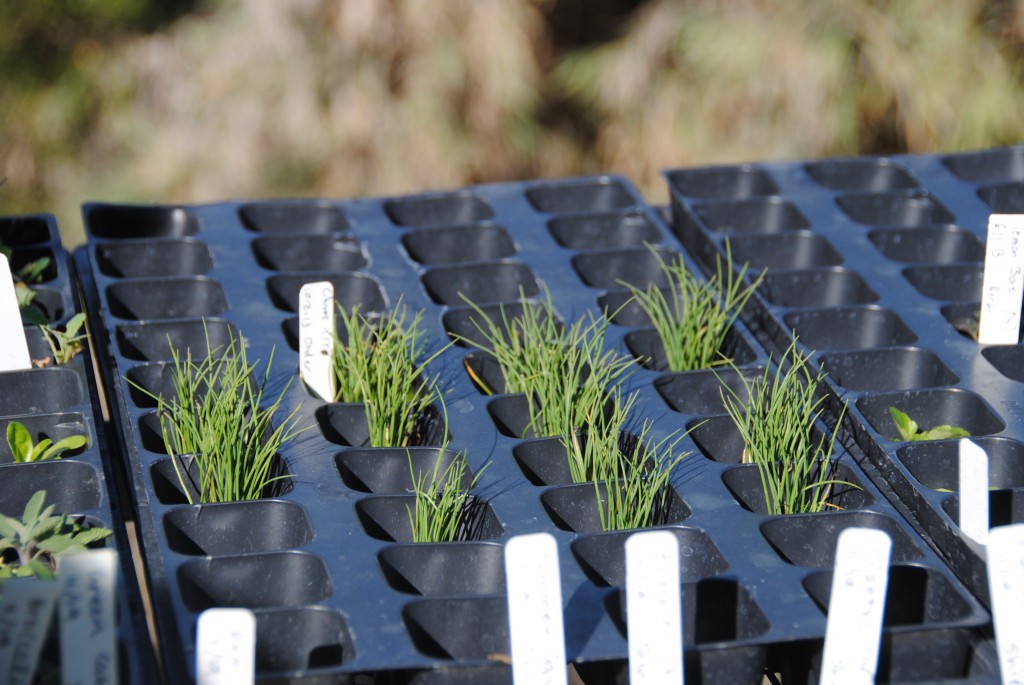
[71,527,111,546]
[64,313,87,338]
[36,535,78,555]
[39,434,87,461]
[889,407,918,442]
[918,425,971,441]
[20,304,48,326]
[22,490,47,525]
[28,438,53,462]
[22,559,55,581]
[7,422,33,462]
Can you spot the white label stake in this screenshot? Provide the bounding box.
[626,531,684,685]
[505,533,567,685]
[978,214,1024,345]
[60,550,119,685]
[298,281,335,401]
[0,578,61,685]
[0,255,32,372]
[988,524,1024,685]
[819,528,892,685]
[959,439,990,547]
[196,608,256,685]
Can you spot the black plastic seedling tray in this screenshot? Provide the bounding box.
[665,146,1024,613]
[0,213,156,683]
[78,175,992,684]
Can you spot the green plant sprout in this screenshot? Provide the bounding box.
[0,490,112,581]
[331,301,448,447]
[133,328,305,504]
[719,338,854,515]
[889,407,970,442]
[6,421,87,462]
[406,450,486,543]
[38,312,88,365]
[623,242,764,371]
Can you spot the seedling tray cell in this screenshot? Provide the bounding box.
[78,174,989,682]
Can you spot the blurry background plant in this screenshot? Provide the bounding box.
[2,0,1023,245]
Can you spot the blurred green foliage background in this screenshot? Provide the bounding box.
[2,0,1023,245]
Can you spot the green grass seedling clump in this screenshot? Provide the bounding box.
[624,243,763,372]
[332,302,447,447]
[719,338,851,515]
[406,451,485,543]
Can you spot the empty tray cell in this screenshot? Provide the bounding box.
[317,403,448,448]
[402,223,516,265]
[783,307,917,350]
[106,278,228,320]
[252,234,366,272]
[856,389,1005,443]
[254,607,355,673]
[421,261,538,306]
[759,268,879,308]
[627,326,757,373]
[836,191,955,226]
[943,490,1024,529]
[487,395,540,439]
[0,461,102,515]
[378,542,506,595]
[722,461,874,514]
[126,364,175,408]
[87,204,199,239]
[0,413,91,464]
[512,432,640,486]
[548,211,660,249]
[868,226,983,264]
[526,179,636,214]
[760,511,924,567]
[597,288,659,327]
[978,181,1024,213]
[665,165,778,199]
[898,437,1024,492]
[983,345,1024,382]
[689,415,746,464]
[443,300,562,349]
[385,193,494,227]
[694,198,810,234]
[238,202,349,234]
[540,480,690,533]
[729,232,843,269]
[819,348,958,392]
[95,240,213,278]
[9,247,57,283]
[804,564,974,626]
[22,287,64,323]
[266,272,386,313]
[903,264,982,302]
[355,494,503,542]
[657,367,765,417]
[0,215,51,245]
[177,552,333,611]
[403,597,508,660]
[150,454,294,505]
[115,319,239,362]
[0,368,83,415]
[944,146,1024,183]
[163,500,314,555]
[941,302,989,342]
[336,447,472,493]
[804,159,917,192]
[571,246,678,290]
[463,353,506,395]
[571,525,728,587]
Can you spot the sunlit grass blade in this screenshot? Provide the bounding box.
[406,449,487,543]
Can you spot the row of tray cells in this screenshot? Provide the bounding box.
[3,215,68,323]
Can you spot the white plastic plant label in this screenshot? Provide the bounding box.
[978,214,1024,345]
[819,528,892,685]
[987,523,1024,685]
[298,281,336,402]
[959,438,990,547]
[505,533,567,685]
[59,550,118,685]
[0,254,32,372]
[0,578,61,685]
[625,530,684,685]
[196,607,256,685]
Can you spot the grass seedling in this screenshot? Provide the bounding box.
[406,450,486,543]
[0,490,112,581]
[6,421,86,462]
[719,338,853,515]
[331,302,448,447]
[134,328,305,504]
[889,407,970,442]
[39,312,88,364]
[623,242,763,371]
